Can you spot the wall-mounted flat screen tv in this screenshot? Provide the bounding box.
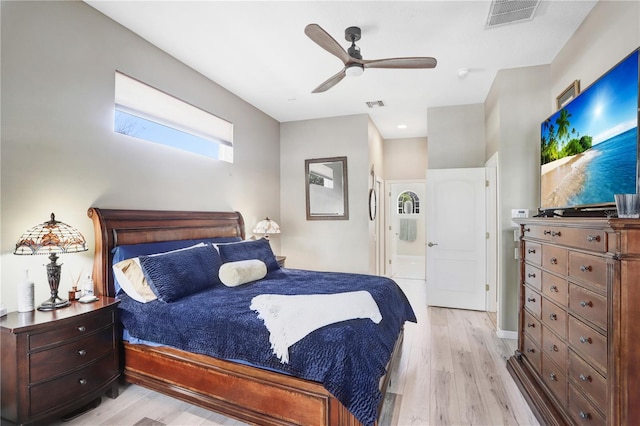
[540,48,639,212]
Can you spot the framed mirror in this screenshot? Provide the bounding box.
[305,156,349,220]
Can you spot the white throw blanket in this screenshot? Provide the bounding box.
[250,290,382,363]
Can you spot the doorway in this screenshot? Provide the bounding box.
[387,181,425,279]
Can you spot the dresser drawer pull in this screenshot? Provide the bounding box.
[527,297,536,303]
[527,322,536,328]
[579,411,591,420]
[580,300,593,308]
[549,285,558,292]
[527,273,536,278]
[579,374,592,382]
[77,326,86,332]
[579,336,592,344]
[549,344,558,352]
[551,231,561,237]
[526,348,535,353]
[524,227,531,233]
[78,349,87,356]
[549,257,558,265]
[549,372,557,381]
[580,265,592,272]
[587,235,600,242]
[549,313,557,321]
[528,248,536,254]
[79,378,88,385]
[543,230,551,235]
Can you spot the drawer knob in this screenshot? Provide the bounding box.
[579,411,591,420]
[551,231,561,237]
[78,349,87,356]
[580,374,592,382]
[79,378,88,385]
[587,235,600,242]
[579,336,592,344]
[527,273,536,278]
[524,227,531,233]
[544,230,551,235]
[77,325,86,332]
[580,300,593,308]
[549,313,557,321]
[549,372,557,381]
[580,265,593,272]
[549,257,558,265]
[549,344,558,352]
[528,248,536,254]
[549,285,558,292]
[526,348,535,353]
[527,297,536,303]
[527,322,535,328]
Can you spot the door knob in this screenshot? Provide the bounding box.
[427,242,438,247]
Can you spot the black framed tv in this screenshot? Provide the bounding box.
[540,48,639,213]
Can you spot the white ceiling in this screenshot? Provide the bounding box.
[85,1,597,139]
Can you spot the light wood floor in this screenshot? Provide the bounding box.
[52,279,539,426]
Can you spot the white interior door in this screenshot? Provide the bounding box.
[426,168,487,310]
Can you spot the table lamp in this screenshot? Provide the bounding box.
[14,213,88,311]
[252,217,281,239]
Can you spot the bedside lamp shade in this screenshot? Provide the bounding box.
[252,217,281,239]
[14,213,88,311]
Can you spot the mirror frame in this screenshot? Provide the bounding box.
[305,156,349,220]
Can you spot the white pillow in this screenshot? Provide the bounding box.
[219,259,267,287]
[113,243,207,302]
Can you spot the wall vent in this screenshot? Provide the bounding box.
[366,100,385,108]
[486,0,540,28]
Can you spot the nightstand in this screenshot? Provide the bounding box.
[1,297,120,425]
[276,255,286,268]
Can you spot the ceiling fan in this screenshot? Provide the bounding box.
[304,23,437,93]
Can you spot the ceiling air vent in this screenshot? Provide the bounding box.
[366,100,385,108]
[486,0,540,28]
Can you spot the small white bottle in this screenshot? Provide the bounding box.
[18,270,35,312]
[83,274,94,298]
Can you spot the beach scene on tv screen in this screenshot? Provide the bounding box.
[540,50,638,210]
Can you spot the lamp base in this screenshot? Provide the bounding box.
[37,296,71,311]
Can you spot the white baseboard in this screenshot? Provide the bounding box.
[496,328,518,340]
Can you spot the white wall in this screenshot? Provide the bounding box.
[0,1,280,311]
[280,115,371,273]
[383,137,428,180]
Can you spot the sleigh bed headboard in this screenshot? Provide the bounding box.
[87,208,245,298]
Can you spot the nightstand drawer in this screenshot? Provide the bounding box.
[30,353,117,416]
[30,326,114,383]
[29,311,114,350]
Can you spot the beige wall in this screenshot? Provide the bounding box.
[383,137,428,181]
[0,1,280,311]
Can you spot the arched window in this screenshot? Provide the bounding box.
[397,191,420,214]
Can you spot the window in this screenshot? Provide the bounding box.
[398,191,420,214]
[114,71,233,162]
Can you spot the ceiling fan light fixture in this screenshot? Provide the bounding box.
[345,64,364,77]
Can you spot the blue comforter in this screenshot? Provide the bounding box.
[118,268,416,425]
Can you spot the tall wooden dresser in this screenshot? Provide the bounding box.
[507,217,640,425]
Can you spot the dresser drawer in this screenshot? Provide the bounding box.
[523,225,551,241]
[569,350,607,410]
[543,327,568,372]
[542,298,567,340]
[569,284,607,331]
[522,332,541,374]
[568,384,606,426]
[524,264,541,291]
[29,353,117,416]
[524,286,541,318]
[568,317,607,376]
[523,310,542,346]
[29,311,114,350]
[542,272,568,307]
[554,227,607,253]
[568,252,607,293]
[30,326,114,383]
[543,245,567,275]
[542,354,567,406]
[524,241,542,265]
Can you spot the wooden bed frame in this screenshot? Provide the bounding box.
[88,207,403,426]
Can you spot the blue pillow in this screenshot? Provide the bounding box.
[217,238,280,272]
[138,244,222,302]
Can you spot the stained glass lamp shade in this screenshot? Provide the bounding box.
[14,213,88,311]
[252,217,281,239]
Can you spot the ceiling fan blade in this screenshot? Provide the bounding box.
[312,68,347,93]
[363,57,437,69]
[305,24,351,65]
